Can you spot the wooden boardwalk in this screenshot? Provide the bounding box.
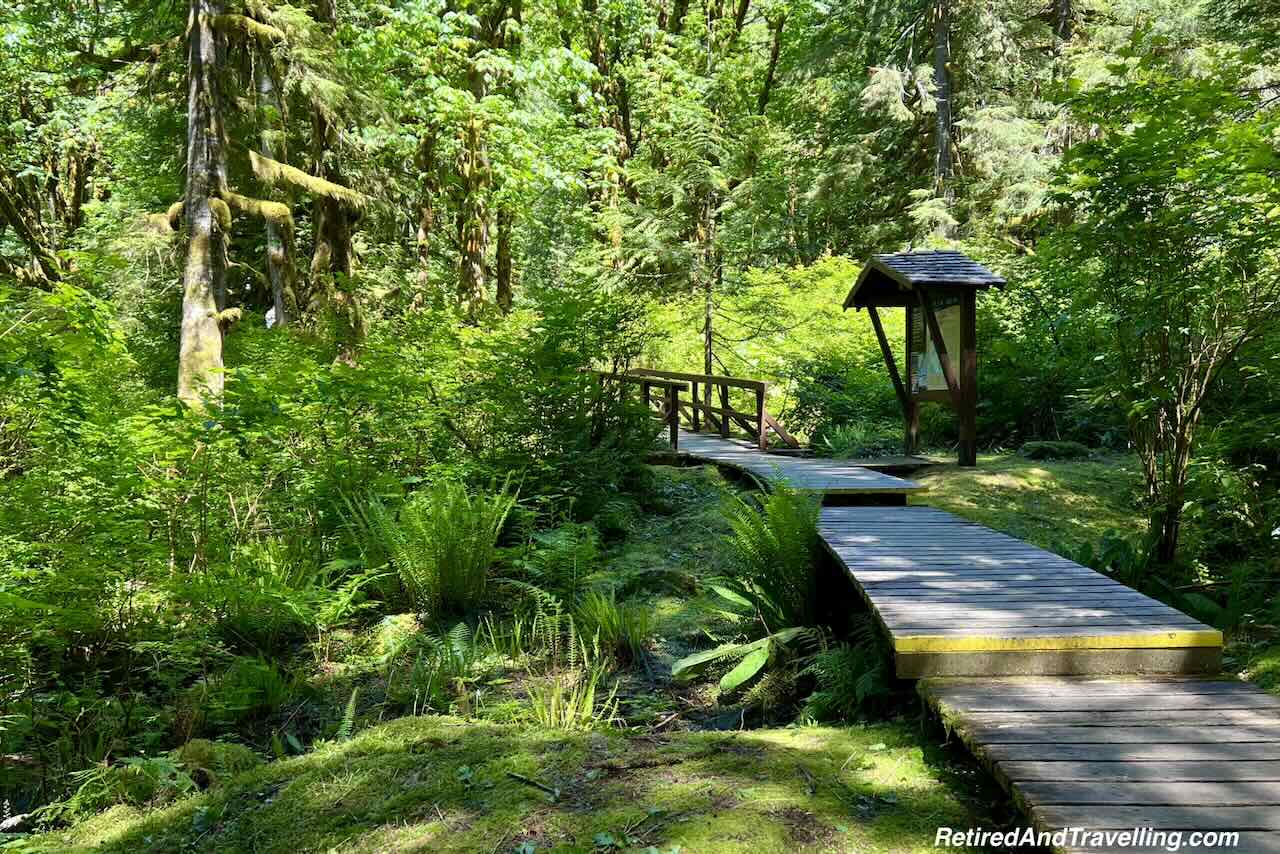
[674,430,925,498]
[819,506,1222,677]
[672,432,1265,848]
[921,678,1280,853]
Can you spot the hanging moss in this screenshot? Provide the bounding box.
[249,150,367,209]
[142,212,174,235]
[207,198,232,232]
[222,190,294,230]
[207,13,286,42]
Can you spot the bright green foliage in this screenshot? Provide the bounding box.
[802,619,893,722]
[720,483,821,633]
[2,0,1280,840]
[575,590,654,663]
[354,480,515,616]
[1043,52,1280,561]
[525,664,620,731]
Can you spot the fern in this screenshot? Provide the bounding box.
[350,479,516,616]
[720,482,820,632]
[337,687,359,741]
[801,617,892,721]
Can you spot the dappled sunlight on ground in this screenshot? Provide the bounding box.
[915,453,1148,551]
[28,715,995,854]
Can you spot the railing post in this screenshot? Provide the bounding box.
[690,380,700,432]
[667,385,679,450]
[718,381,730,438]
[755,386,767,451]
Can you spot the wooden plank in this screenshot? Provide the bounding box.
[897,647,1222,679]
[896,630,1222,653]
[1017,779,1280,805]
[925,678,1256,698]
[982,742,1280,762]
[868,304,911,413]
[891,624,1210,639]
[927,692,1280,713]
[966,723,1280,744]
[627,367,766,392]
[967,708,1280,727]
[1032,803,1280,831]
[1060,833,1280,854]
[998,760,1280,782]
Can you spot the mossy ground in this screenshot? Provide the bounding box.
[913,453,1147,550]
[26,716,994,853]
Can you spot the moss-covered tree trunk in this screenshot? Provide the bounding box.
[310,0,361,362]
[178,0,229,406]
[457,115,490,316]
[495,204,513,313]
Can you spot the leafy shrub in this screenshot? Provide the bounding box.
[199,658,298,730]
[1020,440,1091,460]
[720,483,821,632]
[39,754,197,825]
[575,590,654,662]
[818,420,903,459]
[671,627,818,694]
[355,479,516,616]
[802,619,892,721]
[386,623,489,715]
[512,522,600,600]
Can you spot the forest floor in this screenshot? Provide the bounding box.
[21,454,1274,853]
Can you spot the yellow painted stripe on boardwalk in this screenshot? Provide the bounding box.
[895,629,1224,654]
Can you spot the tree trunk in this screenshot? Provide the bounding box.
[177,0,229,407]
[1054,0,1073,41]
[0,174,62,286]
[415,131,437,294]
[932,0,954,234]
[496,204,513,313]
[757,12,785,116]
[457,115,490,315]
[255,52,293,327]
[310,0,361,361]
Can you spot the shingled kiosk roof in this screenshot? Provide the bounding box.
[843,250,1006,310]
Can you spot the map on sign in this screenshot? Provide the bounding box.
[909,295,963,394]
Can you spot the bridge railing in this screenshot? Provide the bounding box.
[583,370,689,450]
[625,368,800,451]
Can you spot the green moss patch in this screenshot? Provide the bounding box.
[26,715,984,853]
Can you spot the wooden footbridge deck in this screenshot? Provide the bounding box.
[664,419,1272,852]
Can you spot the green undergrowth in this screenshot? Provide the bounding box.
[20,715,986,854]
[11,463,1003,851]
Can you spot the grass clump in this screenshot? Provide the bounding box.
[576,589,654,663]
[802,618,892,721]
[818,420,902,458]
[526,664,620,731]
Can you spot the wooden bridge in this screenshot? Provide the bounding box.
[654,409,1276,852]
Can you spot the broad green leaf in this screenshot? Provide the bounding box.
[718,645,768,693]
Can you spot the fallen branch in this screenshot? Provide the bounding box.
[505,771,559,800]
